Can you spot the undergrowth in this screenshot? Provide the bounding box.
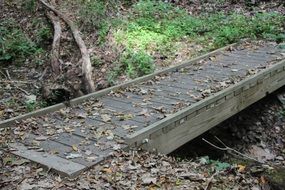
[107,0,284,79]
[120,49,154,78]
[77,0,123,44]
[115,1,284,50]
[0,19,40,64]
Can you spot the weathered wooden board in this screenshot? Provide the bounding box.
[10,143,86,177]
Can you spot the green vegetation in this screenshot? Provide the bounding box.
[199,156,231,172]
[2,0,284,79]
[0,19,39,64]
[114,1,284,51]
[78,0,117,44]
[120,49,154,78]
[107,0,284,79]
[22,0,37,12]
[35,24,53,44]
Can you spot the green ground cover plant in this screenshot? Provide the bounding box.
[0,19,40,64]
[108,0,284,78]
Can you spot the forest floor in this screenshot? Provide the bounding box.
[1,0,285,189]
[1,90,285,190]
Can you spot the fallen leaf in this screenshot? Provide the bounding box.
[35,136,48,141]
[86,156,98,161]
[141,174,157,185]
[12,159,30,166]
[102,168,112,174]
[237,164,246,173]
[101,114,111,122]
[113,144,121,150]
[138,109,150,117]
[66,153,82,159]
[249,145,275,162]
[72,145,78,152]
[77,113,87,119]
[118,114,133,121]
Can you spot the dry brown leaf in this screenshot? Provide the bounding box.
[72,145,78,152]
[102,168,112,174]
[101,114,111,122]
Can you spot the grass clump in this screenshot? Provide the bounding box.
[37,27,52,42]
[107,49,155,83]
[120,49,154,78]
[210,13,285,47]
[22,0,37,12]
[0,19,39,64]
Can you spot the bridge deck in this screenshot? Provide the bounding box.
[1,41,285,177]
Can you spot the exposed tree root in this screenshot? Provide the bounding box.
[38,0,95,93]
[46,11,61,75]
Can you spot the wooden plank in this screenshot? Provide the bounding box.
[21,134,103,167]
[103,96,175,112]
[220,56,268,65]
[155,79,206,91]
[9,143,86,177]
[122,91,196,104]
[105,94,180,107]
[139,83,193,96]
[126,59,285,147]
[51,132,91,146]
[0,43,235,128]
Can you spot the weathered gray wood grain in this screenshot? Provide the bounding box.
[10,143,86,177]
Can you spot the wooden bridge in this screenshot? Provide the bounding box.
[1,41,285,177]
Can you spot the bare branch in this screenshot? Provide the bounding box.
[202,137,262,163]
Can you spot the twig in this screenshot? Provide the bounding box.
[17,177,27,185]
[0,70,8,79]
[5,69,11,80]
[202,136,262,163]
[204,171,220,190]
[0,80,34,84]
[15,86,30,95]
[39,67,48,81]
